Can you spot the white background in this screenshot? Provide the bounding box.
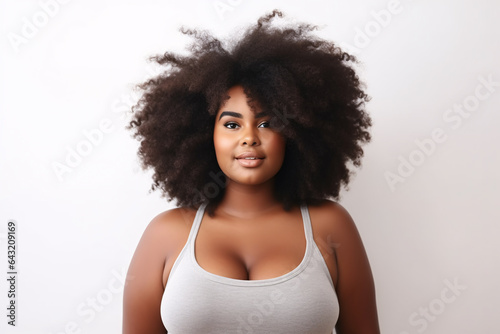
[1,0,499,333]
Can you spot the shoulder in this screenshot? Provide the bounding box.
[307,199,352,221]
[307,199,357,241]
[139,206,198,252]
[126,206,199,272]
[147,206,198,232]
[124,206,199,290]
[307,199,368,259]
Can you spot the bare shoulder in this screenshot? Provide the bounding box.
[147,206,198,233]
[307,199,351,220]
[126,206,198,272]
[149,206,197,227]
[307,199,357,242]
[140,206,198,253]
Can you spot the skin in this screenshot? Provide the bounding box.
[122,85,380,333]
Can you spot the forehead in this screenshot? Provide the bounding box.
[217,85,265,117]
[220,86,249,109]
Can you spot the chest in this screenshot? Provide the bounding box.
[194,209,307,280]
[161,204,340,333]
[161,261,339,334]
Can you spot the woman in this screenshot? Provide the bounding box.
[123,10,380,333]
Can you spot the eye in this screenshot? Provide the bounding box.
[223,122,239,129]
[258,121,270,128]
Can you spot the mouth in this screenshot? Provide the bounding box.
[235,156,265,167]
[235,152,265,160]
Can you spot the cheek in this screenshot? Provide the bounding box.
[268,134,286,163]
[213,131,233,163]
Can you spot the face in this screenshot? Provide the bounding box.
[213,85,286,186]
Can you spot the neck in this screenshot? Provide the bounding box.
[216,178,281,219]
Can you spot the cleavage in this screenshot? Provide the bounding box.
[194,208,306,280]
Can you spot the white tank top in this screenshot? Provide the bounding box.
[161,202,339,333]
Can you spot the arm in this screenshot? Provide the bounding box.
[122,209,187,334]
[317,201,380,333]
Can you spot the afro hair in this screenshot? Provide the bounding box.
[128,9,372,217]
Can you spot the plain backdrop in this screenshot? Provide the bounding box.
[1,0,499,333]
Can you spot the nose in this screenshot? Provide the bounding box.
[240,126,260,146]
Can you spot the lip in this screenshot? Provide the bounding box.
[235,152,265,159]
[236,157,264,168]
[235,152,265,168]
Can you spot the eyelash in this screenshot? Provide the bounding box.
[223,121,270,129]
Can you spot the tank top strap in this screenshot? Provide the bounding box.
[186,202,208,245]
[300,203,315,244]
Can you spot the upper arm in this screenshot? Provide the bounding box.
[316,201,380,334]
[122,209,190,334]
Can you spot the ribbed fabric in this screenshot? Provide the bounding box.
[161,203,339,334]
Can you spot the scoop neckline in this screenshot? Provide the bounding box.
[189,203,313,287]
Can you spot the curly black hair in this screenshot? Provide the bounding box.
[128,9,372,217]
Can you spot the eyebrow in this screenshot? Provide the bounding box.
[218,111,269,120]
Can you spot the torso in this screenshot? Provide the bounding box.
[161,201,339,289]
